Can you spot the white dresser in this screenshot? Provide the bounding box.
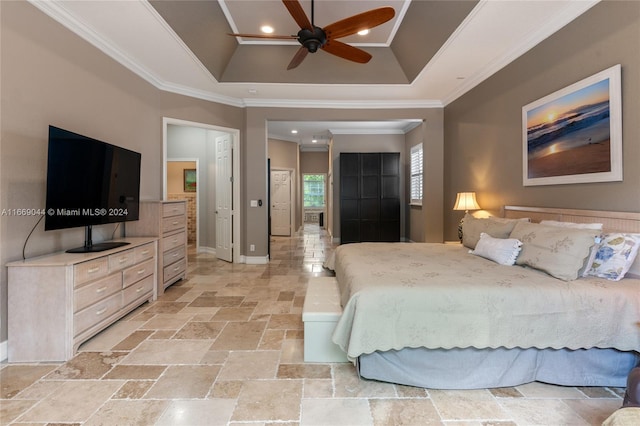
[125,200,188,296]
[7,237,157,362]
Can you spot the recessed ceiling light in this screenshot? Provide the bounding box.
[248,88,258,95]
[312,139,318,143]
[291,130,298,134]
[261,25,274,34]
[357,29,369,36]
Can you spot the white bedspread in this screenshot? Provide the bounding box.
[330,243,640,359]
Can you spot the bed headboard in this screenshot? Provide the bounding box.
[504,205,640,277]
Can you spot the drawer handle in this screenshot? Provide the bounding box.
[141,250,150,255]
[135,286,144,293]
[96,307,107,316]
[118,257,129,264]
[87,266,101,274]
[172,238,178,243]
[96,286,107,294]
[137,269,146,275]
[173,252,180,258]
[172,221,179,225]
[173,266,180,272]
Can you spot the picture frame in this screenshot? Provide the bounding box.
[184,169,196,192]
[522,64,622,186]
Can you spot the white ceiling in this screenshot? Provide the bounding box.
[29,0,600,145]
[220,0,410,46]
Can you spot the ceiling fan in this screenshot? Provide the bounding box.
[228,0,395,70]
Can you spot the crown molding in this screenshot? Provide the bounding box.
[243,98,443,109]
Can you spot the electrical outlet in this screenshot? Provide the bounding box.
[250,244,255,252]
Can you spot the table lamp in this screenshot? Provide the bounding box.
[453,191,481,241]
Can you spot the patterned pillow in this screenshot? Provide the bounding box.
[470,233,523,265]
[586,233,640,281]
[461,214,522,249]
[537,220,603,277]
[509,221,599,281]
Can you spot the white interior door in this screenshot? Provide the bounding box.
[215,134,233,262]
[271,170,291,236]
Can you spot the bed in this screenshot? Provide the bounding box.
[326,206,640,389]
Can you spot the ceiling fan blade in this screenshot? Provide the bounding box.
[322,40,372,64]
[287,46,309,70]
[227,33,298,40]
[282,0,313,31]
[324,7,395,40]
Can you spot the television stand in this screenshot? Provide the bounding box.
[7,237,158,362]
[66,225,130,253]
[66,241,129,253]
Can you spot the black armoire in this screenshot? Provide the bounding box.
[340,152,400,244]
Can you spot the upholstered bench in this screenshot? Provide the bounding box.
[302,277,348,363]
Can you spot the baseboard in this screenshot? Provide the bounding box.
[197,246,216,255]
[244,255,269,265]
[0,339,7,362]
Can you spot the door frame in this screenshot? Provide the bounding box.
[270,167,295,237]
[162,117,241,263]
[166,158,199,250]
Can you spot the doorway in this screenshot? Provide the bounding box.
[270,169,293,236]
[163,117,241,263]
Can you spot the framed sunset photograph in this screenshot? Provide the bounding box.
[522,64,622,186]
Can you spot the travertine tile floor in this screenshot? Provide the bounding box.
[1,224,626,425]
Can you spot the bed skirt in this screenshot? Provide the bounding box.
[358,347,640,389]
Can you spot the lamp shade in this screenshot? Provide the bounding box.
[453,192,481,211]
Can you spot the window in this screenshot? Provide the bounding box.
[410,144,423,205]
[303,174,325,207]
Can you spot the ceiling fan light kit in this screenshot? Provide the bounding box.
[228,0,395,69]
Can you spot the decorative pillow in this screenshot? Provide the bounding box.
[461,214,523,249]
[470,233,522,265]
[537,220,603,276]
[509,221,599,281]
[586,233,640,281]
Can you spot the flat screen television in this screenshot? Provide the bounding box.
[45,125,141,253]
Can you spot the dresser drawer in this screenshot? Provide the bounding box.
[74,273,121,312]
[134,242,156,263]
[164,258,186,283]
[162,215,186,233]
[74,292,121,337]
[108,249,135,272]
[74,258,109,287]
[122,274,154,306]
[163,245,185,266]
[123,258,155,288]
[162,202,186,218]
[163,231,186,252]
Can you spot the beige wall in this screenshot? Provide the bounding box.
[300,151,329,174]
[443,0,640,241]
[0,1,243,343]
[167,161,197,194]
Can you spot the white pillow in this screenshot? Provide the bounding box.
[586,233,640,281]
[539,220,603,230]
[469,233,523,266]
